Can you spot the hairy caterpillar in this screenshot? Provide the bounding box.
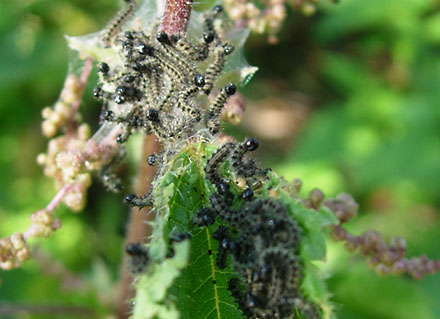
[102,0,137,48]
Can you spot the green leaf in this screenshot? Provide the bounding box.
[162,144,243,319]
[131,143,243,319]
[302,263,335,319]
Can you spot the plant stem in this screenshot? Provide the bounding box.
[161,0,193,34]
[116,134,160,319]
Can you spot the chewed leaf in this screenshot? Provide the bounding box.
[302,262,335,319]
[131,241,191,319]
[131,144,243,319]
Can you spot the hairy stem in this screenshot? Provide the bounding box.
[160,0,193,34]
[116,134,160,319]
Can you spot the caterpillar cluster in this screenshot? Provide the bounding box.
[95,3,236,145]
[95,3,239,205]
[194,139,321,319]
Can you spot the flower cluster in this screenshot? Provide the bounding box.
[323,193,440,279]
[223,0,337,43]
[0,233,31,270]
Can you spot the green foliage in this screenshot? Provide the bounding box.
[131,143,337,318]
[132,240,190,319]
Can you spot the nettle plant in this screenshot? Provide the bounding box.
[1,0,439,318]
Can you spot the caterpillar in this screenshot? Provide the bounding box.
[102,0,137,48]
[206,83,237,134]
[202,44,235,95]
[125,243,150,274]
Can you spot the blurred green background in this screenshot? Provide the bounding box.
[0,0,439,318]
